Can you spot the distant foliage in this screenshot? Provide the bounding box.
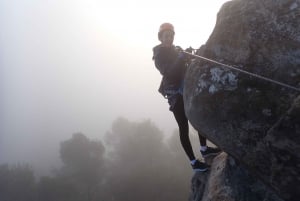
[59,133,106,201]
[102,117,192,201]
[0,164,37,201]
[0,118,194,201]
[38,176,80,201]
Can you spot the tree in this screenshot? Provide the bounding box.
[37,176,80,201]
[0,164,37,201]
[59,133,106,201]
[103,117,192,201]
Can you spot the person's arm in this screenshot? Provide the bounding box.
[154,47,186,77]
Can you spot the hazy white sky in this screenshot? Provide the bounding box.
[0,0,229,171]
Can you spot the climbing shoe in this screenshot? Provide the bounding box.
[201,147,222,158]
[191,160,208,172]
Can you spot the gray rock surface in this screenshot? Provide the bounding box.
[184,0,300,200]
[189,153,283,201]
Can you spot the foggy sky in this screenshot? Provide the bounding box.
[0,0,228,174]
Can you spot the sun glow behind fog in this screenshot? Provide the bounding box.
[86,0,229,49]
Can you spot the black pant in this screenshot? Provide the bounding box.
[172,95,206,161]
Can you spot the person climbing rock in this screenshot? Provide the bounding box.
[152,22,221,172]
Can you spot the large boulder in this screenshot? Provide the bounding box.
[189,153,283,201]
[184,0,300,200]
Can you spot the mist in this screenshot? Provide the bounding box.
[0,118,209,200]
[0,0,228,176]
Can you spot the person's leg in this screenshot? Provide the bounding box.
[198,134,207,147]
[172,95,209,171]
[199,133,208,153]
[198,131,222,157]
[172,95,195,161]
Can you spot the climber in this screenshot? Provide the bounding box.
[152,23,221,172]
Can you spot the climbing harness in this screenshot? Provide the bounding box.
[182,49,300,93]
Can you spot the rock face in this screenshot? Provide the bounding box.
[189,153,283,201]
[184,0,300,200]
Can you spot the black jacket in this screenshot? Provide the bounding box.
[152,44,188,98]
